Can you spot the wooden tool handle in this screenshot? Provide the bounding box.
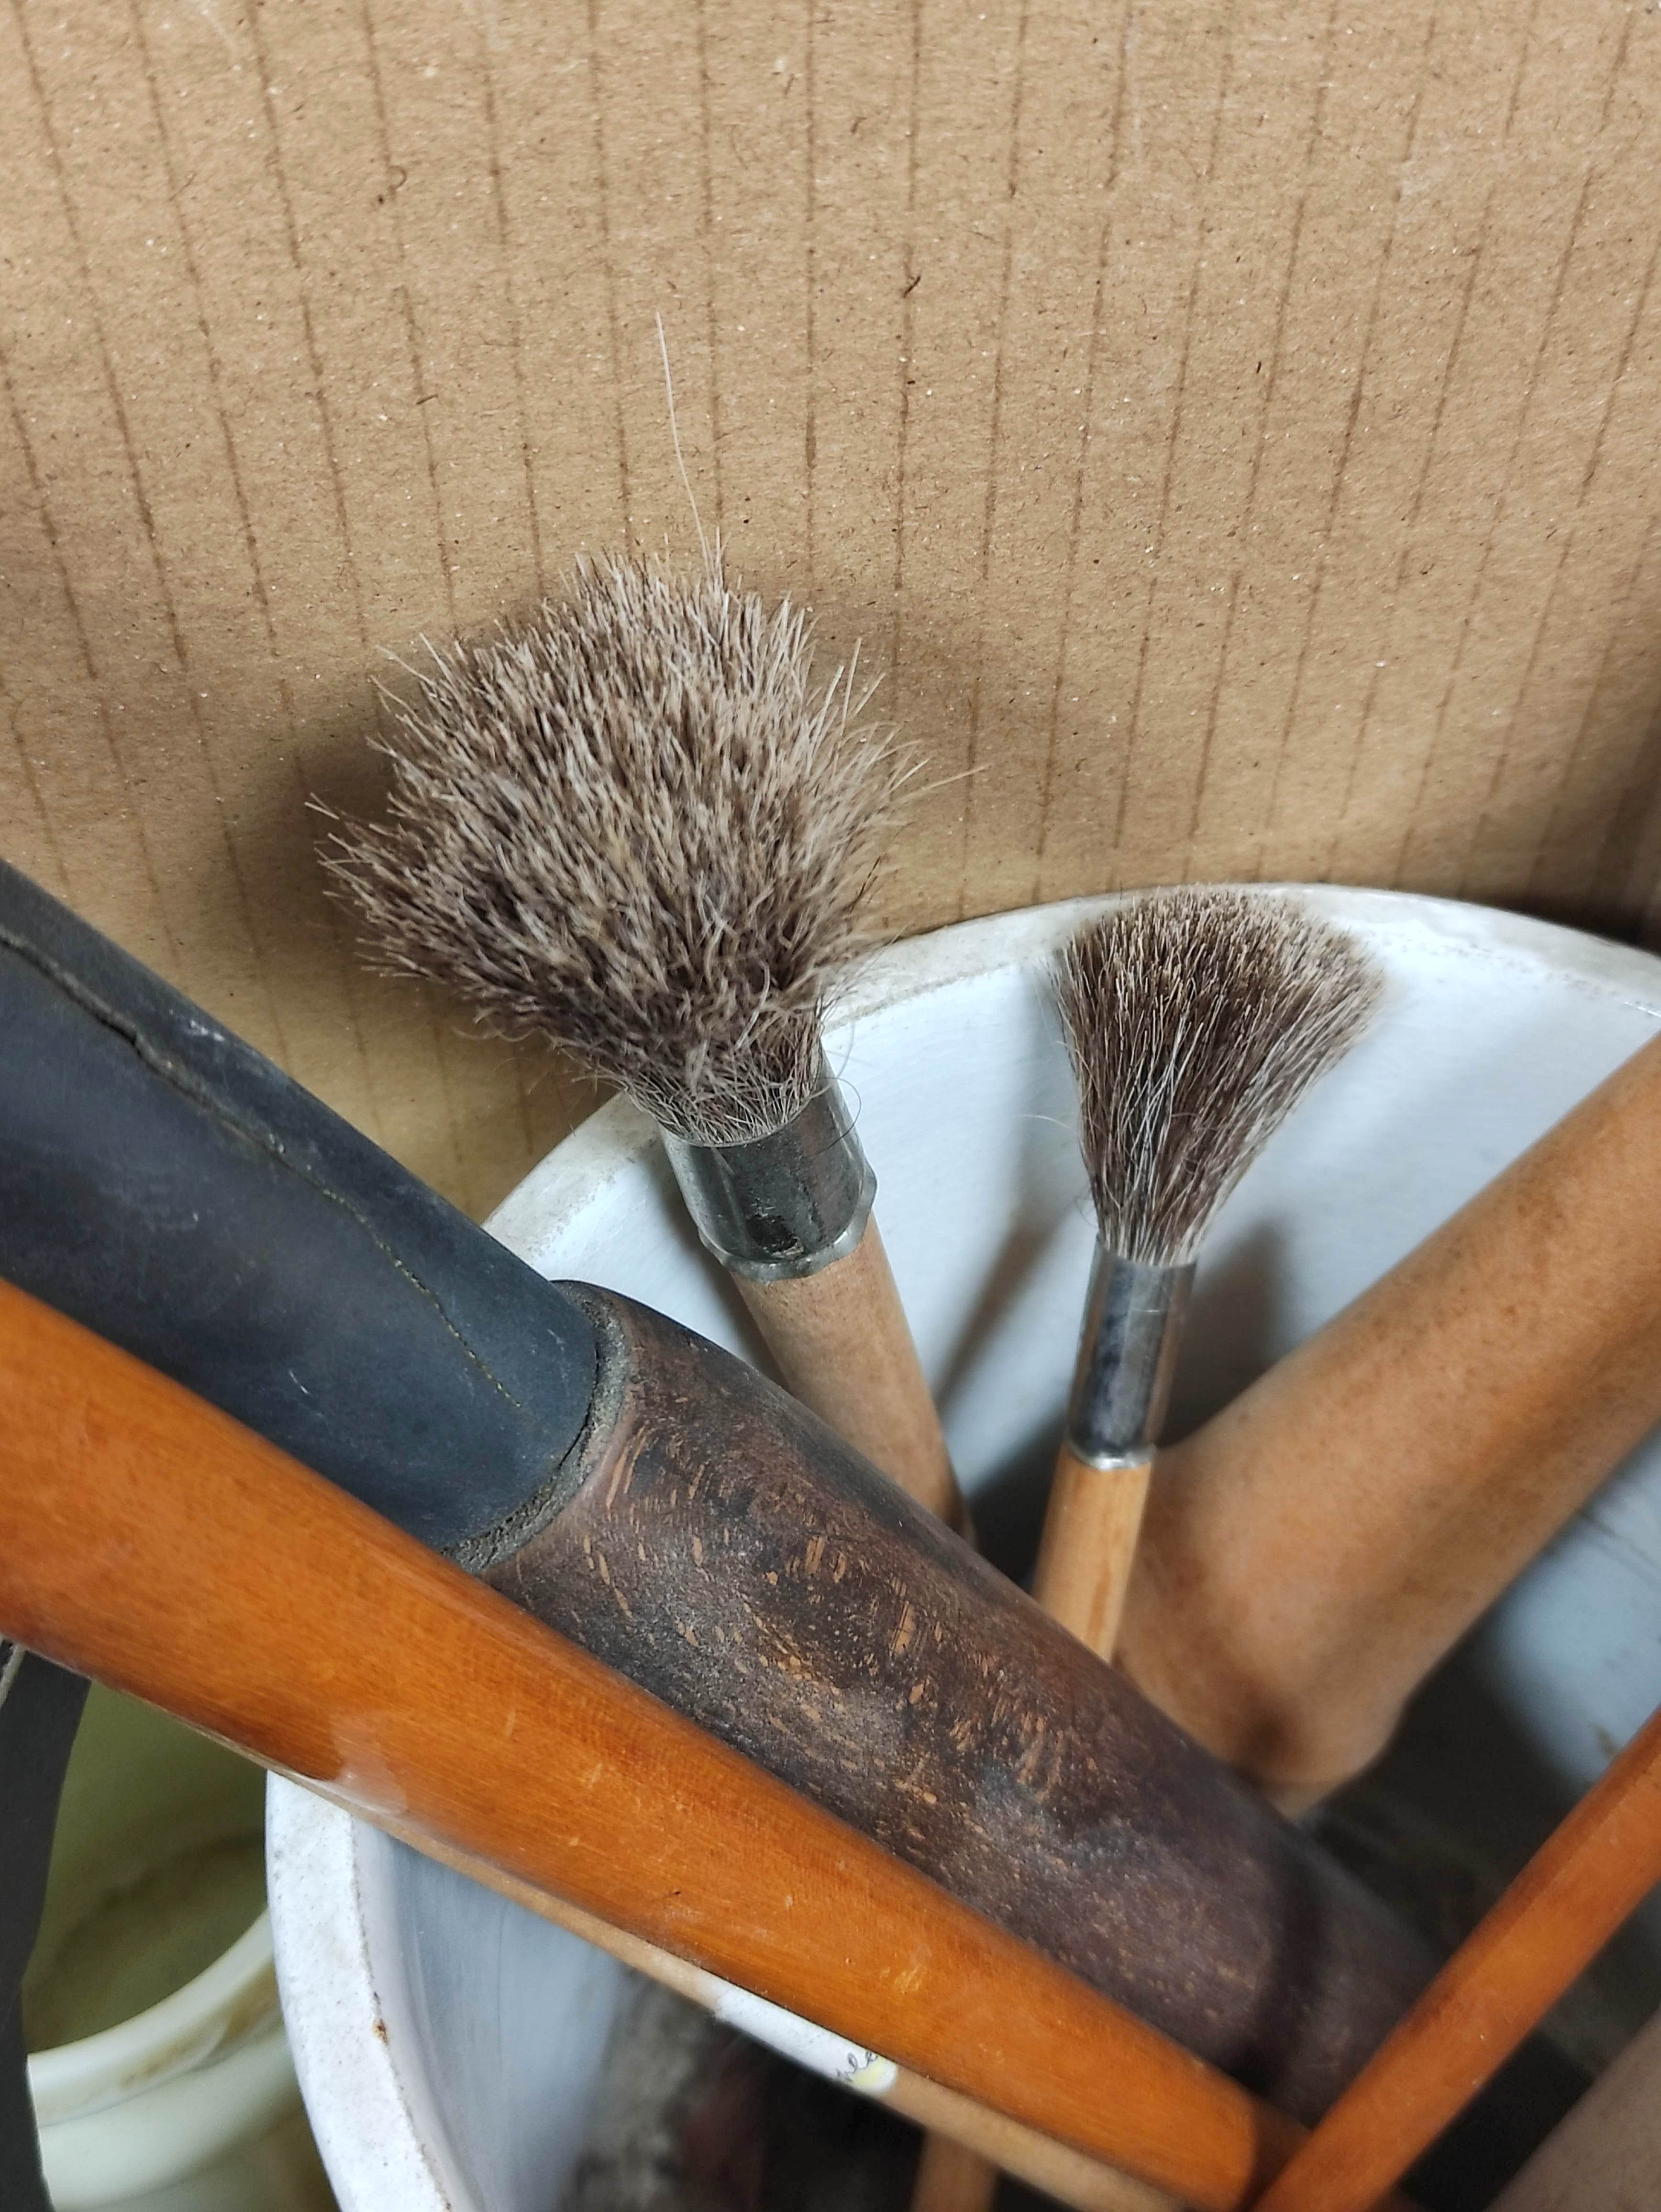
[501,1287,1436,2124]
[1119,1029,1661,1806]
[1251,1700,1661,2212]
[0,1278,1290,2212]
[914,1449,1155,2208]
[735,1217,968,1530]
[1031,1446,1154,1654]
[400,1824,1179,2212]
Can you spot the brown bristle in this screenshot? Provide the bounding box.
[322,553,906,1146]
[1056,889,1381,1267]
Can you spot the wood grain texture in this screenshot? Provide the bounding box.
[0,1275,1296,2212]
[398,1823,1177,2212]
[922,1443,1155,2209]
[1251,1700,1661,2212]
[2,1,1659,1212]
[1118,1029,1661,1807]
[487,1286,1437,2123]
[1030,1446,1153,1655]
[736,1217,966,1529]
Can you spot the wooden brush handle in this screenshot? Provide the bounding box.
[0,1277,1298,2212]
[1251,1698,1661,2212]
[498,1286,1436,2124]
[401,1823,1179,2212]
[1031,1446,1155,1653]
[735,1217,967,1530]
[1118,1029,1661,1806]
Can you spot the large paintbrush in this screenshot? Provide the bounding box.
[910,888,1380,2212]
[324,554,964,1528]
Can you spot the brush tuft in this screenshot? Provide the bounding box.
[1056,889,1380,1267]
[323,553,907,1145]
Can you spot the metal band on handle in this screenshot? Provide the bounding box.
[662,1075,876,1282]
[1064,1250,1196,1469]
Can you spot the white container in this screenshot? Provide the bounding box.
[26,1686,299,2207]
[269,888,1661,2212]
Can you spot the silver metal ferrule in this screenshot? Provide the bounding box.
[661,1074,876,1283]
[1064,1248,1196,1469]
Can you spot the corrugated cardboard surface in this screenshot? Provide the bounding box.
[3,0,1659,1213]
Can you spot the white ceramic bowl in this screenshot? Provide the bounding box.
[269,888,1661,2212]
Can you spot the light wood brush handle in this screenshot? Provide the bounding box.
[1118,1029,1661,1808]
[0,1276,1303,2212]
[736,1216,968,1529]
[1250,1697,1661,2212]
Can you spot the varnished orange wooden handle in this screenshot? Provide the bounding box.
[737,1217,968,1530]
[393,1823,1175,2212]
[0,1277,1293,2212]
[1251,1700,1661,2212]
[1120,1030,1661,1806]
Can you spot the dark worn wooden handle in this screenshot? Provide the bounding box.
[0,1275,1300,2212]
[483,1287,1436,2124]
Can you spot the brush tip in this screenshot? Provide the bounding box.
[1057,887,1381,1267]
[322,552,905,1146]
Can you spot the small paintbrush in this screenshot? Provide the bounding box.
[1037,887,1381,1652]
[907,887,1380,2212]
[323,552,965,1529]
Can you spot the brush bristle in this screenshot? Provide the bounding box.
[322,553,906,1146]
[1056,889,1381,1267]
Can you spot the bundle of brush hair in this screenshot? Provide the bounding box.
[324,553,906,1146]
[1058,889,1381,1268]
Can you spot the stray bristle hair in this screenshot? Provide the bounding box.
[1056,889,1381,1267]
[322,553,906,1146]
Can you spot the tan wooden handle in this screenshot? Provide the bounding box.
[0,1277,1299,2212]
[1251,1698,1661,2212]
[1119,1029,1661,1805]
[736,1216,968,1529]
[1031,1445,1155,1654]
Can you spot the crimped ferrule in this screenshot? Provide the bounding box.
[1064,1248,1196,1469]
[662,1075,876,1282]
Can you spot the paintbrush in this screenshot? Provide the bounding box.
[323,553,964,1529]
[909,888,1380,2212]
[1035,887,1380,1653]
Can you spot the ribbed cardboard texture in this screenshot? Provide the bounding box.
[3,0,1659,1213]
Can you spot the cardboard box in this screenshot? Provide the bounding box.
[3,0,1659,1212]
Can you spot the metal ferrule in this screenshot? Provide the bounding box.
[1064,1248,1196,1469]
[662,1074,876,1283]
